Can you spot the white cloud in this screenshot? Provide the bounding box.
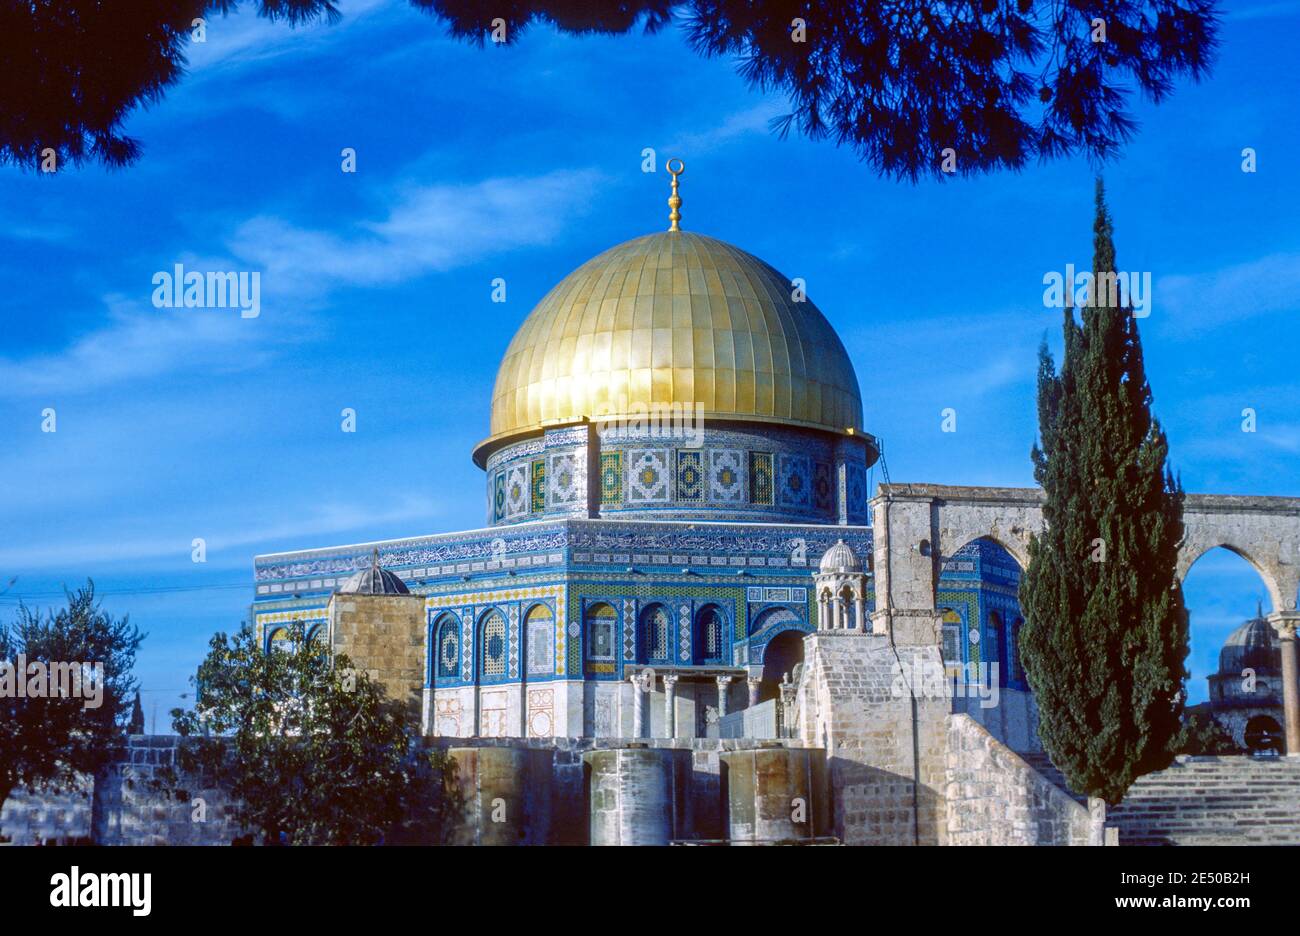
[663,101,788,154]
[0,297,264,399]
[229,168,604,295]
[185,0,390,75]
[0,493,443,571]
[1157,252,1300,333]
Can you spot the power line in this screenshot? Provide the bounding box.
[0,580,255,603]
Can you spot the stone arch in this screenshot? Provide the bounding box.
[1179,497,1300,614]
[749,604,806,641]
[939,530,1032,578]
[1178,541,1288,615]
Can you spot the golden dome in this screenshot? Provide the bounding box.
[474,230,865,465]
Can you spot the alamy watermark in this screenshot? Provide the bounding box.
[0,655,104,709]
[594,398,705,448]
[151,263,260,319]
[890,659,1000,709]
[1042,263,1152,318]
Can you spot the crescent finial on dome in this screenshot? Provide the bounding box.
[666,158,684,231]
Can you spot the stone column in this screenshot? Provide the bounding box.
[818,593,829,631]
[716,676,734,718]
[747,676,762,708]
[662,674,679,739]
[1269,613,1300,756]
[832,592,843,630]
[854,592,867,633]
[629,671,650,739]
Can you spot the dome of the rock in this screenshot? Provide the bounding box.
[474,230,868,466]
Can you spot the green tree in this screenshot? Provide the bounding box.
[1019,180,1189,805]
[169,620,453,845]
[2,0,1219,178]
[0,581,144,812]
[1177,709,1241,756]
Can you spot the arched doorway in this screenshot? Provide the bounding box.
[1245,715,1284,754]
[759,630,805,703]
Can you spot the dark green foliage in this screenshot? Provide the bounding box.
[4,0,1219,177]
[168,621,454,845]
[0,581,143,811]
[1019,180,1189,805]
[1177,709,1242,756]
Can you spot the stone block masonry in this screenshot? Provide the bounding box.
[945,715,1092,845]
[0,780,93,846]
[92,735,244,846]
[794,631,950,845]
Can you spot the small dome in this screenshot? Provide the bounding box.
[1218,606,1277,676]
[339,549,410,595]
[818,540,861,574]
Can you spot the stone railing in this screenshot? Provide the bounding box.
[945,714,1095,845]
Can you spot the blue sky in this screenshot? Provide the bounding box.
[1,0,1297,718]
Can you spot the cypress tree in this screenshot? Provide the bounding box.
[1019,180,1190,805]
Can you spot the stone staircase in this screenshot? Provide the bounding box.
[1017,752,1087,806]
[1018,752,1300,845]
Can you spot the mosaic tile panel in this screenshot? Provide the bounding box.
[622,598,636,661]
[678,603,691,662]
[504,465,528,519]
[507,604,520,678]
[547,452,580,506]
[778,453,810,508]
[627,448,671,504]
[708,449,745,503]
[675,449,703,503]
[461,609,473,681]
[599,451,622,505]
[813,461,832,511]
[530,459,546,514]
[493,472,506,523]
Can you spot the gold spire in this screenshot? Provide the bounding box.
[666,157,684,231]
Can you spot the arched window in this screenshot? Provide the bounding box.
[267,627,292,653]
[695,605,725,663]
[306,623,326,646]
[435,614,460,679]
[479,610,507,679]
[525,604,555,676]
[641,604,671,663]
[585,603,616,663]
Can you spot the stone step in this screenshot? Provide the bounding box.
[1013,752,1300,845]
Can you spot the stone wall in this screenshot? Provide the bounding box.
[945,715,1093,846]
[92,735,244,846]
[794,631,950,845]
[0,779,93,845]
